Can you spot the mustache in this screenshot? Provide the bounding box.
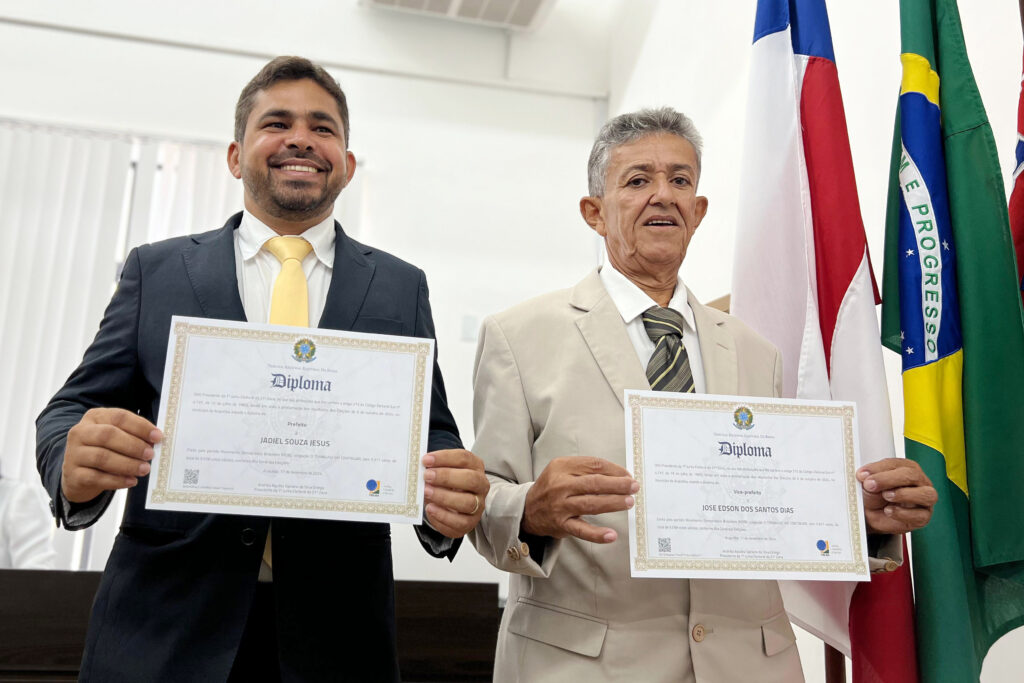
[268,151,329,172]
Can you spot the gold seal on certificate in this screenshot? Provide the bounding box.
[625,390,870,581]
[145,316,433,525]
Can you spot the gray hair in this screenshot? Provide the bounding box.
[587,107,703,196]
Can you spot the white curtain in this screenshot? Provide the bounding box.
[133,141,243,248]
[0,120,132,569]
[0,120,242,570]
[0,120,132,484]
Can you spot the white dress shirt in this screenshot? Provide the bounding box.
[1,478,56,569]
[235,210,335,325]
[598,264,706,393]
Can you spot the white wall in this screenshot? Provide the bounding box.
[607,2,1023,681]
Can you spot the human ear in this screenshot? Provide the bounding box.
[692,196,709,229]
[579,196,607,236]
[227,142,242,180]
[344,151,357,185]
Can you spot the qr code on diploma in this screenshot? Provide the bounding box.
[184,469,199,486]
[657,537,671,553]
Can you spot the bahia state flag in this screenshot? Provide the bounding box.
[732,1,917,679]
[881,0,1024,681]
[1009,52,1024,298]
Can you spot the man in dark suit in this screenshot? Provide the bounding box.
[35,56,489,682]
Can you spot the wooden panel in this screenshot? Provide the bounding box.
[0,570,97,681]
[0,571,499,682]
[395,581,499,682]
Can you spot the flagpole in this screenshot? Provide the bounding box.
[824,644,846,683]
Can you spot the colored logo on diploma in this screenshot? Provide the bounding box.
[366,479,381,496]
[733,406,754,430]
[816,539,831,556]
[293,338,317,363]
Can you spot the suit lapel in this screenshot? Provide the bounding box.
[182,213,247,322]
[572,270,649,408]
[688,288,738,395]
[319,223,374,330]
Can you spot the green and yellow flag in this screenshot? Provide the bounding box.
[882,0,1024,680]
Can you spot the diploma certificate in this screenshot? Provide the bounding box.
[625,391,870,581]
[146,316,433,525]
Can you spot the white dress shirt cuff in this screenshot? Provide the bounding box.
[58,487,113,531]
[416,516,456,556]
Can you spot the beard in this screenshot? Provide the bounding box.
[242,154,345,222]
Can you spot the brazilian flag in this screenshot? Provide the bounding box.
[881,0,1024,680]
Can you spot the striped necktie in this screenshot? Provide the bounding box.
[642,306,695,393]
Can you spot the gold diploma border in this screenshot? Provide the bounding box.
[151,321,430,519]
[629,395,867,575]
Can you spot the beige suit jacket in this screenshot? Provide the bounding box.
[470,270,805,683]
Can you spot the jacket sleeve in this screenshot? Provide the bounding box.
[468,315,562,577]
[35,247,146,529]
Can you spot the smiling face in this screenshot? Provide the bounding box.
[580,132,708,287]
[227,78,356,234]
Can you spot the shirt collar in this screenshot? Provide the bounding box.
[237,210,336,267]
[599,263,697,333]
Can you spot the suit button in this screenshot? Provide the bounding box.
[884,559,899,572]
[692,623,706,642]
[241,528,257,546]
[507,546,522,561]
[519,541,530,557]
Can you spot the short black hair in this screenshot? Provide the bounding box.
[234,56,350,147]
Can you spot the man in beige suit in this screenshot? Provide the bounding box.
[469,108,937,682]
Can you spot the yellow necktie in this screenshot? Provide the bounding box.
[265,236,313,327]
[261,236,312,572]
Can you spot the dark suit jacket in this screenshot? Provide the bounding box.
[36,213,463,682]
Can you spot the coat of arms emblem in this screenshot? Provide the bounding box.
[293,338,316,362]
[733,406,754,430]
